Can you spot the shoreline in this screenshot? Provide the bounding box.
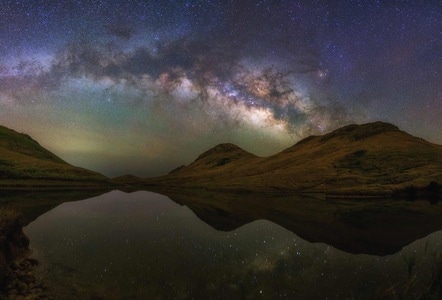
[0,179,115,190]
[1,179,440,200]
[0,209,49,299]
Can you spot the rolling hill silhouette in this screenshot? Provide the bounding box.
[138,122,442,195]
[1,122,441,194]
[0,125,107,186]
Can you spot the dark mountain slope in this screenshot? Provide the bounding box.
[0,125,107,184]
[141,122,442,195]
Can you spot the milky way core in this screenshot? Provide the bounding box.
[0,1,440,176]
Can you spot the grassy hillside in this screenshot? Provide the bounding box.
[139,122,442,195]
[170,143,257,174]
[0,125,107,185]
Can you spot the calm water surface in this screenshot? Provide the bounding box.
[24,190,442,299]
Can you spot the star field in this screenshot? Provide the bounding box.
[0,0,440,176]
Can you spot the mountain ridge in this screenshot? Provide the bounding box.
[1,122,441,195]
[137,121,442,195]
[0,126,65,164]
[0,125,108,186]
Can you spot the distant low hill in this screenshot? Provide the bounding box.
[0,125,107,186]
[136,122,442,195]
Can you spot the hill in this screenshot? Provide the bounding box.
[138,122,442,195]
[169,143,257,174]
[0,125,107,187]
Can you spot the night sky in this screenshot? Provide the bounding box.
[0,0,440,177]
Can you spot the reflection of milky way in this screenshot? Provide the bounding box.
[0,1,440,176]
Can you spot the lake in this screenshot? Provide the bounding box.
[20,190,442,299]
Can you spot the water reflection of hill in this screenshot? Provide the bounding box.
[153,188,442,256]
[3,188,442,257]
[0,189,112,225]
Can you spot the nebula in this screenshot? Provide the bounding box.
[0,1,440,176]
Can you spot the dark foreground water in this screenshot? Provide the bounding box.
[24,190,442,299]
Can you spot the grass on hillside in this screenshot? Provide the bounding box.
[0,146,106,182]
[149,128,442,195]
[0,126,64,163]
[0,126,107,182]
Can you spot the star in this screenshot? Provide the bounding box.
[0,0,440,177]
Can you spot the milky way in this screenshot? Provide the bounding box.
[0,1,440,176]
